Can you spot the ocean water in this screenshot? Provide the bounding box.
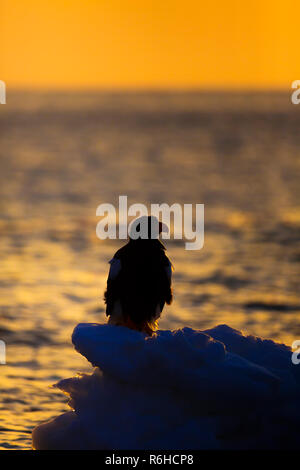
[0,91,299,449]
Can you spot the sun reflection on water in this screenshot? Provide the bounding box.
[0,92,300,448]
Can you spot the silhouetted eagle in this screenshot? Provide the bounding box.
[104,216,173,335]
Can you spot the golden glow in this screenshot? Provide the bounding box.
[1,0,298,89]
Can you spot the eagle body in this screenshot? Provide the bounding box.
[104,238,173,335]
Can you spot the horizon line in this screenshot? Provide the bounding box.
[4,86,292,94]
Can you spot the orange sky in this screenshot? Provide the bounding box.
[0,0,298,89]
